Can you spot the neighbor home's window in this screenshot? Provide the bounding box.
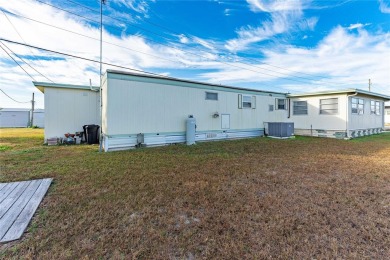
[387,110,390,115]
[320,98,338,114]
[205,92,218,101]
[293,101,308,115]
[276,98,286,110]
[352,98,364,114]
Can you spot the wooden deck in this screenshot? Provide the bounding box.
[0,178,52,243]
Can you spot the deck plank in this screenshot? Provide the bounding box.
[0,183,7,192]
[1,179,52,243]
[0,180,41,240]
[0,182,19,203]
[0,181,30,218]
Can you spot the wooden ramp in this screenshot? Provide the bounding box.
[0,178,52,243]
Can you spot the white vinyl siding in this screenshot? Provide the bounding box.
[320,98,338,114]
[293,101,308,115]
[352,98,364,114]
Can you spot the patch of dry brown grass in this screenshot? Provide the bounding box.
[1,129,390,258]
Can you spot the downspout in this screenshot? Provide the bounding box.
[346,92,358,138]
[287,98,291,119]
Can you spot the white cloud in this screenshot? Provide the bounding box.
[226,0,317,52]
[378,0,390,13]
[246,0,310,13]
[347,23,371,30]
[202,26,390,94]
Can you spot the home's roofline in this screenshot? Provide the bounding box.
[33,82,99,93]
[287,89,390,100]
[106,69,287,96]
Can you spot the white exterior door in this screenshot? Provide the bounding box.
[221,114,230,129]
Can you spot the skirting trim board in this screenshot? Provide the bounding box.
[103,129,264,152]
[294,128,383,139]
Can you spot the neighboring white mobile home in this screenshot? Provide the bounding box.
[32,109,45,128]
[34,82,100,141]
[101,70,288,151]
[0,108,30,128]
[288,90,390,138]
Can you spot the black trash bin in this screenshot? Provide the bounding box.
[83,124,100,144]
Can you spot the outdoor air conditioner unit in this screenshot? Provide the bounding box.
[267,122,294,138]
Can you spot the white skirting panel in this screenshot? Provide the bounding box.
[103,129,264,152]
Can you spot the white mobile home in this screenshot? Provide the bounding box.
[0,108,30,128]
[102,70,288,151]
[34,70,390,150]
[288,90,390,138]
[34,82,100,141]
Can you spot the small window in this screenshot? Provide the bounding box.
[238,94,255,109]
[276,99,286,110]
[370,100,375,114]
[320,98,338,114]
[269,105,274,112]
[293,101,308,115]
[375,101,380,115]
[386,110,390,115]
[243,95,252,108]
[205,92,218,101]
[352,98,364,114]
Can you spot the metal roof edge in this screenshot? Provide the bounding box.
[287,88,390,100]
[33,82,99,93]
[106,69,287,96]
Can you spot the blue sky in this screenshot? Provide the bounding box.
[0,0,389,108]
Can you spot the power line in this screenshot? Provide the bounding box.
[2,9,326,88]
[0,38,292,93]
[1,41,54,82]
[0,38,174,79]
[34,0,178,43]
[0,42,36,81]
[1,10,46,68]
[0,88,30,103]
[28,1,332,85]
[2,10,188,67]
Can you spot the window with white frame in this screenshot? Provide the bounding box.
[352,98,364,114]
[320,98,338,114]
[205,92,218,101]
[375,101,381,115]
[293,101,308,115]
[276,98,286,110]
[243,95,252,108]
[238,94,256,109]
[370,100,376,114]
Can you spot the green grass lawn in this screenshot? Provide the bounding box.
[1,128,390,258]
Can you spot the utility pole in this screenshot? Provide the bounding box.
[99,0,106,152]
[368,79,371,92]
[30,92,35,127]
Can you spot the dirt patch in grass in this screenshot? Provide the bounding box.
[1,129,390,258]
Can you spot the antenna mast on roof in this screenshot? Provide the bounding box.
[368,79,371,92]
